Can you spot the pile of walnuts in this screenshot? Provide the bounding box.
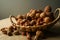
[1,5,55,40]
[16,6,54,26]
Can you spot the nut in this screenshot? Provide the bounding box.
[35,13,40,18]
[26,33,31,40]
[34,31,43,40]
[26,16,32,21]
[36,18,43,25]
[24,21,30,26]
[30,20,36,26]
[31,9,36,14]
[7,31,13,36]
[29,9,36,17]
[29,9,34,13]
[40,12,46,18]
[13,30,20,35]
[1,29,7,34]
[44,5,52,12]
[45,12,51,16]
[8,26,14,32]
[43,17,51,23]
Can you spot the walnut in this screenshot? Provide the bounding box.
[30,20,36,26]
[29,9,36,17]
[26,16,32,21]
[26,12,30,17]
[13,30,20,35]
[40,12,46,18]
[8,26,14,32]
[35,13,40,18]
[20,19,27,26]
[1,28,7,34]
[29,9,34,13]
[24,21,30,26]
[36,18,43,25]
[26,33,31,40]
[34,31,43,40]
[44,5,52,12]
[43,17,51,23]
[7,31,13,36]
[16,19,21,25]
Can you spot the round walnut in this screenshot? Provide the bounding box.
[26,33,31,40]
[29,9,36,17]
[26,12,30,17]
[30,20,36,26]
[8,26,14,32]
[29,9,34,13]
[17,19,22,25]
[24,21,30,26]
[45,12,52,17]
[13,30,21,35]
[36,18,43,25]
[7,31,13,36]
[40,12,46,18]
[1,28,8,34]
[44,5,52,12]
[35,13,40,18]
[43,17,51,23]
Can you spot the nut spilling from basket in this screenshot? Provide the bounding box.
[1,5,55,40]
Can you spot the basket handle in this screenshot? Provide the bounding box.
[36,8,60,28]
[50,8,60,25]
[43,8,60,27]
[10,15,17,26]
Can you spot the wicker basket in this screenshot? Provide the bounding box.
[10,8,60,32]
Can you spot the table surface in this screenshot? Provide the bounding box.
[0,18,60,40]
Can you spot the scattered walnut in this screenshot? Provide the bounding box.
[13,30,20,35]
[7,31,13,36]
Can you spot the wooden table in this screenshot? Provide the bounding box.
[0,18,60,40]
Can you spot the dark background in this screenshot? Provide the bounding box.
[0,0,60,19]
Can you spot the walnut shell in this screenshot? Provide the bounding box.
[29,9,36,17]
[26,33,31,40]
[8,26,14,32]
[36,31,43,37]
[30,20,36,26]
[17,19,21,25]
[40,12,46,18]
[7,31,13,36]
[1,29,7,34]
[13,30,20,35]
[35,13,40,18]
[44,5,52,12]
[43,17,51,23]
